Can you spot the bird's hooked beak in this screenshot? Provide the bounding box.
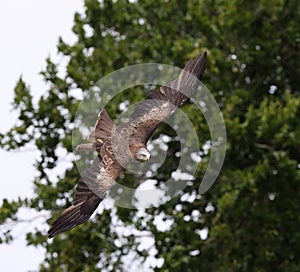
[135,148,151,162]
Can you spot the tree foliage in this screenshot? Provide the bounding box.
[1,0,300,271]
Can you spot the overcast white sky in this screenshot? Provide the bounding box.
[0,1,83,270]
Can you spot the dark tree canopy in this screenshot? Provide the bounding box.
[1,0,300,271]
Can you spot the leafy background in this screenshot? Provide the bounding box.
[1,0,300,271]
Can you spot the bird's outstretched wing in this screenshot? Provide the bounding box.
[128,52,207,143]
[48,159,114,238]
[48,110,121,238]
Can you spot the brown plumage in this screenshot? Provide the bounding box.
[48,53,207,238]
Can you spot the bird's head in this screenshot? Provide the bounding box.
[135,147,151,162]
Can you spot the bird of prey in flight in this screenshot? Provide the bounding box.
[48,53,206,238]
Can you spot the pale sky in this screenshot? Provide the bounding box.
[0,1,83,270]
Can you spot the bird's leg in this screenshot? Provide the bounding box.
[75,142,103,152]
